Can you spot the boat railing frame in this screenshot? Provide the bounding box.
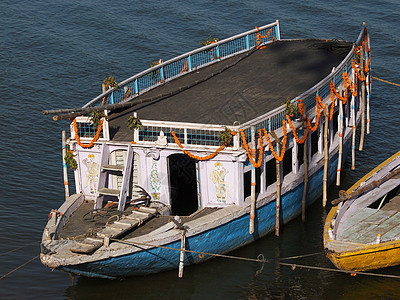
[82,21,280,109]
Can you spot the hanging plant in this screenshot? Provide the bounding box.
[199,36,219,46]
[283,98,300,118]
[64,149,77,170]
[90,110,105,127]
[148,59,163,82]
[127,115,143,131]
[218,127,235,145]
[103,75,118,89]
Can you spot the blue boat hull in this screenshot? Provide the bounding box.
[62,141,351,279]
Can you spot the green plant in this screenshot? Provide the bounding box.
[103,75,118,89]
[283,98,300,117]
[218,127,234,145]
[199,36,219,46]
[127,116,143,131]
[148,59,163,82]
[64,149,77,170]
[90,110,105,127]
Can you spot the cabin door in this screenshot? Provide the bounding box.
[168,154,198,216]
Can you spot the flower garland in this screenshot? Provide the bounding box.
[298,99,305,119]
[286,115,309,144]
[171,130,235,161]
[255,27,273,49]
[343,72,358,97]
[73,118,103,148]
[240,129,264,168]
[351,59,366,82]
[263,120,287,162]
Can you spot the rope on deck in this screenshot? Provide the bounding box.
[110,238,400,280]
[372,76,400,87]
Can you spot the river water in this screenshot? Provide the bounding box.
[1,0,400,299]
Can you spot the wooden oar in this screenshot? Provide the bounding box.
[331,167,400,206]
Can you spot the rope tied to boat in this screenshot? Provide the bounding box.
[107,238,400,280]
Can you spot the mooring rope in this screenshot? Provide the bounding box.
[372,76,400,87]
[0,241,40,257]
[110,238,400,279]
[0,255,39,281]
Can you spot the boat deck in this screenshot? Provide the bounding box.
[59,202,220,242]
[337,195,400,244]
[108,39,352,141]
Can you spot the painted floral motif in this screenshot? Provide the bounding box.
[150,159,161,193]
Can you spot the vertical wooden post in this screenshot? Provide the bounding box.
[336,100,343,186]
[302,111,308,222]
[351,73,356,170]
[62,131,70,200]
[249,126,256,234]
[359,46,366,151]
[178,230,186,278]
[273,133,281,236]
[366,72,370,134]
[322,109,329,207]
[102,83,107,93]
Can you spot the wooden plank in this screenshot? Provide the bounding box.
[97,227,127,238]
[381,223,400,241]
[102,164,124,172]
[126,210,151,219]
[98,187,120,196]
[342,210,398,243]
[341,222,377,242]
[138,206,157,214]
[361,210,397,225]
[353,212,400,243]
[336,208,376,238]
[70,238,103,254]
[116,219,140,226]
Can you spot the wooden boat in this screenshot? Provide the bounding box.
[324,151,400,272]
[40,21,371,279]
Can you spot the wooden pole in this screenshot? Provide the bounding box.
[62,131,70,199]
[249,126,256,234]
[351,73,356,170]
[302,111,308,222]
[366,72,370,134]
[271,131,281,236]
[322,109,329,207]
[359,46,366,151]
[336,99,343,186]
[178,230,186,278]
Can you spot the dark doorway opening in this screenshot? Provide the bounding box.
[168,154,198,216]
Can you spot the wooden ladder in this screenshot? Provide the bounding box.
[95,144,133,211]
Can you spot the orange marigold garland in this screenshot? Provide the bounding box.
[171,130,235,161]
[286,115,308,144]
[240,129,264,168]
[73,118,103,148]
[351,59,366,82]
[263,120,287,162]
[306,98,322,132]
[255,27,273,49]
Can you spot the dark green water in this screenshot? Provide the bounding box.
[1,0,400,298]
